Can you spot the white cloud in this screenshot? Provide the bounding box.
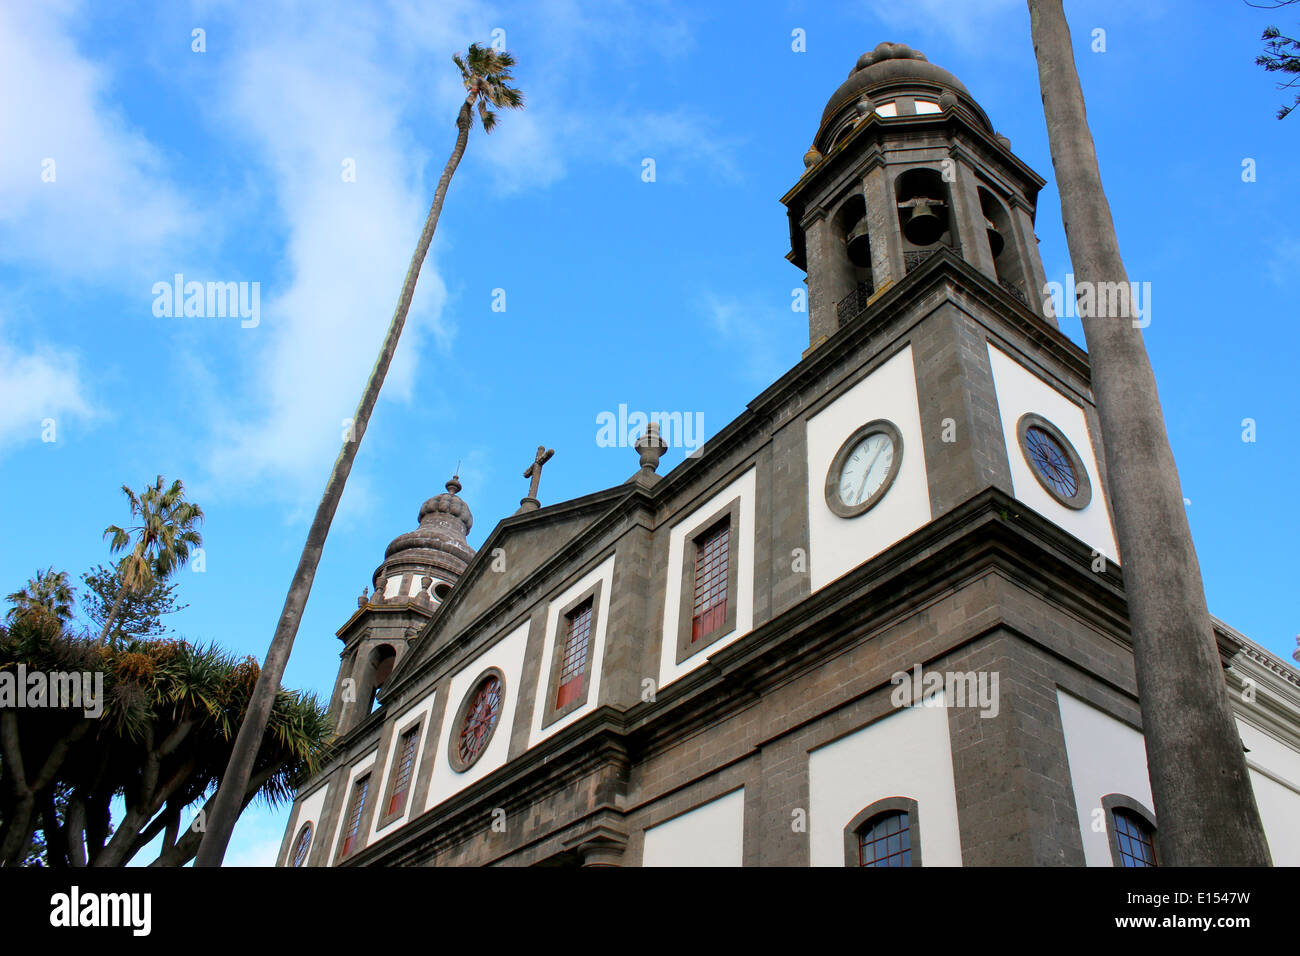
[0,320,93,451]
[200,5,478,497]
[859,0,1023,51]
[0,1,194,283]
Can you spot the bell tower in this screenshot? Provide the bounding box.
[329,476,475,735]
[784,42,1054,351]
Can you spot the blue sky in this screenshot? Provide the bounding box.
[1,0,1295,865]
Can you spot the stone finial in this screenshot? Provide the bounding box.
[357,586,369,609]
[634,422,669,474]
[854,95,874,117]
[995,132,1012,150]
[803,145,823,168]
[374,575,388,602]
[938,90,959,112]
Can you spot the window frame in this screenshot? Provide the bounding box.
[842,796,922,867]
[1101,793,1158,867]
[541,579,605,729]
[338,772,372,861]
[376,717,425,830]
[447,667,507,773]
[675,497,742,665]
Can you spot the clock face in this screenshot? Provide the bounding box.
[825,420,903,518]
[838,432,895,506]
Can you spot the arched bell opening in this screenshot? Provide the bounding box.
[361,643,397,715]
[979,187,1026,300]
[832,195,874,323]
[894,167,954,270]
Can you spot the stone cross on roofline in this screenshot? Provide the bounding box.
[515,445,554,514]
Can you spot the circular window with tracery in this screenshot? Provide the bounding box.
[290,822,313,867]
[449,668,505,772]
[1016,413,1091,510]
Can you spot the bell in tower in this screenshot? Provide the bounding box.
[782,42,1054,350]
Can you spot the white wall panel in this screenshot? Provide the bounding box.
[805,345,931,591]
[808,694,962,866]
[642,789,745,867]
[658,468,756,690]
[987,344,1117,561]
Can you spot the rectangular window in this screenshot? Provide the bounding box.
[385,727,421,819]
[340,773,370,858]
[691,519,730,642]
[556,599,594,709]
[675,498,741,665]
[541,579,605,729]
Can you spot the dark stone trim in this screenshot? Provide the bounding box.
[1101,793,1158,867]
[842,796,921,867]
[376,713,427,831]
[675,497,742,664]
[447,666,507,773]
[541,578,606,729]
[824,419,904,518]
[1016,411,1092,510]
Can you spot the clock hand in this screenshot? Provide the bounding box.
[855,443,886,503]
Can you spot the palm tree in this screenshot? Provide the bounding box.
[5,568,75,625]
[194,43,525,867]
[1026,0,1270,864]
[98,477,204,643]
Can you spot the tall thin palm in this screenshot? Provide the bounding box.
[5,568,75,625]
[99,477,204,643]
[195,43,524,867]
[1026,0,1270,864]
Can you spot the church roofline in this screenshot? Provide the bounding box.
[378,250,1087,698]
[381,482,644,693]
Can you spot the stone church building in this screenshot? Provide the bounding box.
[277,43,1300,867]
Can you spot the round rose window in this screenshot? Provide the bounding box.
[1023,425,1077,498]
[451,670,504,771]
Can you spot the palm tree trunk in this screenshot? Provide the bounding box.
[97,587,127,643]
[1026,0,1270,865]
[195,99,477,866]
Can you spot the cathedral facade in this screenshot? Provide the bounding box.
[277,44,1300,867]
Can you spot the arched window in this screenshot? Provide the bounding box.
[894,167,953,258]
[978,186,1027,301]
[290,822,313,867]
[843,797,921,867]
[1102,794,1158,867]
[361,644,397,715]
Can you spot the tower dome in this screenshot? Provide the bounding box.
[814,42,991,152]
[371,476,475,604]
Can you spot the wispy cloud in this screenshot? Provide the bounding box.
[0,317,93,452]
[0,1,194,284]
[198,5,476,499]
